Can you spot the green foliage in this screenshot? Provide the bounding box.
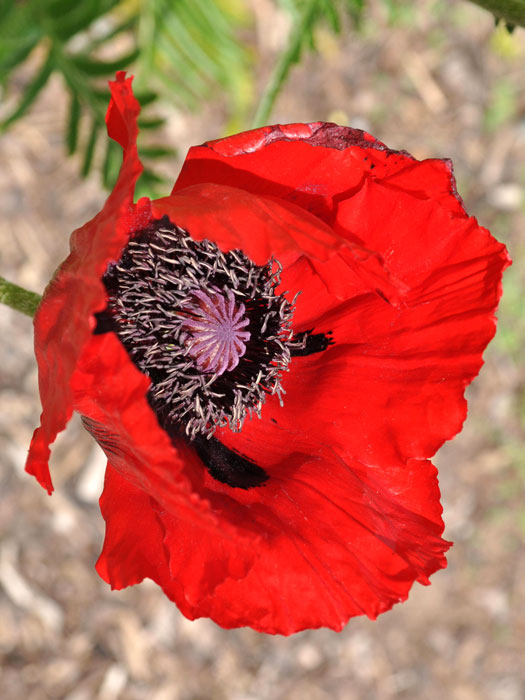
[135,0,252,130]
[0,0,370,192]
[0,0,251,194]
[468,0,525,27]
[2,0,522,197]
[0,0,145,190]
[252,0,367,127]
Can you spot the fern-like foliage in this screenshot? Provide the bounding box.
[0,0,369,192]
[0,0,142,186]
[135,0,253,131]
[0,0,251,194]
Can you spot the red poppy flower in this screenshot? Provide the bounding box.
[26,72,509,635]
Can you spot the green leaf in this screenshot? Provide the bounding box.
[135,0,251,115]
[90,15,138,48]
[1,0,255,189]
[1,50,54,130]
[135,90,158,107]
[0,0,16,25]
[152,35,204,105]
[70,48,140,76]
[67,91,81,154]
[135,168,169,200]
[319,0,342,32]
[90,88,113,105]
[159,12,215,90]
[140,145,177,158]
[48,0,121,40]
[56,55,107,122]
[0,1,43,77]
[138,117,166,130]
[252,0,367,126]
[81,118,99,177]
[102,137,121,190]
[0,35,41,76]
[468,0,525,27]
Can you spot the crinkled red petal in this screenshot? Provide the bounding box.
[73,330,258,603]
[225,227,509,470]
[87,242,456,632]
[97,437,449,634]
[171,119,509,467]
[26,72,147,493]
[154,183,342,266]
[194,453,449,634]
[173,122,465,227]
[152,184,405,304]
[27,89,510,635]
[95,464,244,622]
[76,219,443,629]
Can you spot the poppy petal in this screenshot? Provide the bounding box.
[172,122,463,228]
[96,462,170,590]
[152,184,405,304]
[97,439,449,634]
[25,72,146,493]
[97,463,256,612]
[73,331,259,600]
[194,453,449,634]
[217,219,508,471]
[25,71,509,635]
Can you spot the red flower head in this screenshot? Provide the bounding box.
[26,73,509,635]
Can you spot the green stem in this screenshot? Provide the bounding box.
[251,0,320,128]
[467,0,525,26]
[0,276,42,318]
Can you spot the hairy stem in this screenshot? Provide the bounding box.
[0,276,42,318]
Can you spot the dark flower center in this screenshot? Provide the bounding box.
[99,216,303,442]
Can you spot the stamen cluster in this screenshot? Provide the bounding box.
[102,217,300,439]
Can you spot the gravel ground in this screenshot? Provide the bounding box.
[1,2,524,699]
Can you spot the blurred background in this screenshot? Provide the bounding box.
[1,0,524,698]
